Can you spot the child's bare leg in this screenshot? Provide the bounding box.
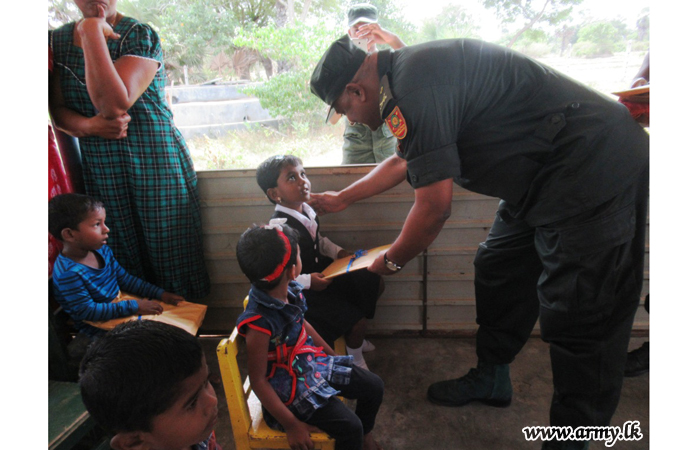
[363,432,382,450]
[346,318,367,349]
[346,318,369,368]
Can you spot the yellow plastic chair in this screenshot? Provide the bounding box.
[217,299,346,450]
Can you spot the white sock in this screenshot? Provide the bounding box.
[361,339,376,352]
[347,344,369,370]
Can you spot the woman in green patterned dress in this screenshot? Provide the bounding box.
[49,0,209,299]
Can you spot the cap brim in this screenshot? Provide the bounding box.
[326,106,342,125]
[348,16,378,27]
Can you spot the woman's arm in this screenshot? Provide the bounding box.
[76,10,158,119]
[246,329,316,450]
[49,66,130,139]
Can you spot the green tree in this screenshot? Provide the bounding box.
[572,21,624,57]
[417,3,481,43]
[636,10,649,42]
[511,28,553,57]
[364,0,417,45]
[48,0,83,28]
[234,21,338,125]
[482,0,583,48]
[234,0,415,125]
[554,24,577,56]
[47,0,414,125]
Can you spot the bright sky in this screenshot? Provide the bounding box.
[401,0,649,41]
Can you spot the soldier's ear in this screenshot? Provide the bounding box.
[345,82,364,100]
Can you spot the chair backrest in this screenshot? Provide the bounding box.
[216,327,254,450]
[217,296,343,450]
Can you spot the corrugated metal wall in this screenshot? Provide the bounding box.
[196,166,650,336]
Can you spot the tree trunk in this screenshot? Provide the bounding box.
[300,0,312,22]
[275,0,292,73]
[506,0,550,48]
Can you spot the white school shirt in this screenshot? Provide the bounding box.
[275,203,343,289]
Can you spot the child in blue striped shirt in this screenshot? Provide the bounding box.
[49,193,184,339]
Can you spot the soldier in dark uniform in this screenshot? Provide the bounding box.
[308,36,649,450]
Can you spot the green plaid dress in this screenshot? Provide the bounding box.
[50,17,210,299]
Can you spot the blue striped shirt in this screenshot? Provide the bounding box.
[52,246,164,336]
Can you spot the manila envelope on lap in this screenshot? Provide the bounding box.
[84,297,208,336]
[321,244,392,279]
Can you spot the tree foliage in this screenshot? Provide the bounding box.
[416,3,481,43]
[233,21,338,124]
[49,0,647,128]
[48,0,82,28]
[482,0,582,48]
[635,9,649,42]
[572,21,625,57]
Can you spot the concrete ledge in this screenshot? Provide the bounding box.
[177,119,282,140]
[166,83,262,104]
[171,98,273,127]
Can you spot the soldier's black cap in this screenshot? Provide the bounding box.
[310,35,367,123]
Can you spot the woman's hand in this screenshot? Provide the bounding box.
[75,4,120,44]
[88,113,131,139]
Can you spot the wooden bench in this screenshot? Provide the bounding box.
[49,381,110,450]
[216,327,346,450]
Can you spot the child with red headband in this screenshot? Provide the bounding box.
[256,154,384,370]
[236,222,384,450]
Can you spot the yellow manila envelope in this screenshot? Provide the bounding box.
[612,85,649,102]
[321,244,392,279]
[84,293,207,336]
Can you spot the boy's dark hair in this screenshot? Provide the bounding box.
[79,321,204,433]
[256,154,303,204]
[49,193,105,240]
[237,224,300,290]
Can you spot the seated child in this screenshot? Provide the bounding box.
[256,155,384,369]
[236,223,384,450]
[79,320,221,450]
[49,193,184,339]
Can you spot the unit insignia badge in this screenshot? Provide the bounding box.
[385,106,407,139]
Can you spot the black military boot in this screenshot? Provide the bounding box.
[624,341,649,377]
[427,361,512,407]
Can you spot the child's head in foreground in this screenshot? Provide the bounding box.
[79,321,218,450]
[236,223,301,292]
[256,154,309,208]
[49,193,107,247]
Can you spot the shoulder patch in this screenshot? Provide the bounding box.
[385,106,407,139]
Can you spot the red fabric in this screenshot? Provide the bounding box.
[49,125,74,277]
[49,46,74,276]
[207,431,222,450]
[620,101,650,121]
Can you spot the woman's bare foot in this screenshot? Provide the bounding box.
[363,433,383,450]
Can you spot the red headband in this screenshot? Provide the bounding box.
[261,229,292,282]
